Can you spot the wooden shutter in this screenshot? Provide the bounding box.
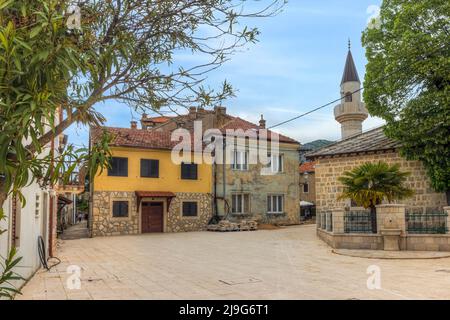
[141,159,159,178]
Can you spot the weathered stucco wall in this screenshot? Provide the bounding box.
[216,144,300,224]
[315,151,446,214]
[92,191,212,236]
[299,172,316,204]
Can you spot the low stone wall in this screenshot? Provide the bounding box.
[316,205,450,252]
[317,229,383,250]
[318,229,450,252]
[405,235,450,251]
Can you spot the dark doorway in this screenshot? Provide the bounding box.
[141,202,164,233]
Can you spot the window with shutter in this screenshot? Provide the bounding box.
[182,202,198,217]
[231,151,249,170]
[141,159,159,178]
[267,195,284,214]
[112,201,129,217]
[181,163,198,180]
[231,194,250,214]
[108,157,128,177]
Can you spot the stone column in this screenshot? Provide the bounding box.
[331,208,345,234]
[376,204,406,251]
[444,206,450,234]
[376,204,406,235]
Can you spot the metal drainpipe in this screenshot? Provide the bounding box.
[222,137,226,216]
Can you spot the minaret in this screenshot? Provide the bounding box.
[334,40,368,139]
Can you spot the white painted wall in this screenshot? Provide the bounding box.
[1,113,61,292]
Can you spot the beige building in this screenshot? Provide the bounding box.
[308,128,447,214]
[142,107,301,225]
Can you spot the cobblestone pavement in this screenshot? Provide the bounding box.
[18,225,450,300]
[60,221,89,240]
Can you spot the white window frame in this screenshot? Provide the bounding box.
[267,153,284,173]
[267,194,284,214]
[231,150,249,171]
[231,193,250,214]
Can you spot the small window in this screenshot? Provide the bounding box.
[232,151,249,170]
[267,195,284,214]
[108,157,128,177]
[182,202,198,217]
[345,92,352,102]
[232,194,250,214]
[141,159,159,178]
[112,201,129,218]
[303,183,309,193]
[268,154,283,173]
[181,163,198,180]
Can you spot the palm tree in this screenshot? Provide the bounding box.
[338,161,414,233]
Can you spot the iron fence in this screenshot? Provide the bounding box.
[406,212,448,234]
[344,211,373,233]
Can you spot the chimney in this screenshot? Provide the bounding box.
[214,106,226,115]
[130,121,138,129]
[141,114,150,130]
[259,114,266,129]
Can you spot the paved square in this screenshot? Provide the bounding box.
[18,225,450,300]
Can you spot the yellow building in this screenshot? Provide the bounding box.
[90,126,213,236]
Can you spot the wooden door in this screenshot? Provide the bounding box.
[141,202,164,233]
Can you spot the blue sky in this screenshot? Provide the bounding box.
[67,0,384,148]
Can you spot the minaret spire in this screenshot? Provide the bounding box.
[334,40,368,139]
[348,38,351,50]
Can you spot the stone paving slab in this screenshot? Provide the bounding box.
[333,249,450,260]
[16,225,450,300]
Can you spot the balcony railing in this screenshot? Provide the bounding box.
[57,171,85,194]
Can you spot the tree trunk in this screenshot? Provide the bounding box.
[370,205,377,234]
[446,190,450,206]
[0,179,8,213]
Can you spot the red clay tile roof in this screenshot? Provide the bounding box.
[146,116,172,123]
[91,126,181,150]
[220,117,299,144]
[299,161,316,173]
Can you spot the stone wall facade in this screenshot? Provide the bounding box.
[299,172,316,204]
[316,206,450,252]
[92,191,139,237]
[216,145,300,225]
[166,193,213,232]
[315,151,447,214]
[91,191,213,237]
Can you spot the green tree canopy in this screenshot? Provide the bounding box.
[362,0,450,203]
[0,0,284,297]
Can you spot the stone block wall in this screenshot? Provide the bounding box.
[91,191,213,236]
[315,152,446,214]
[166,193,213,232]
[92,191,139,237]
